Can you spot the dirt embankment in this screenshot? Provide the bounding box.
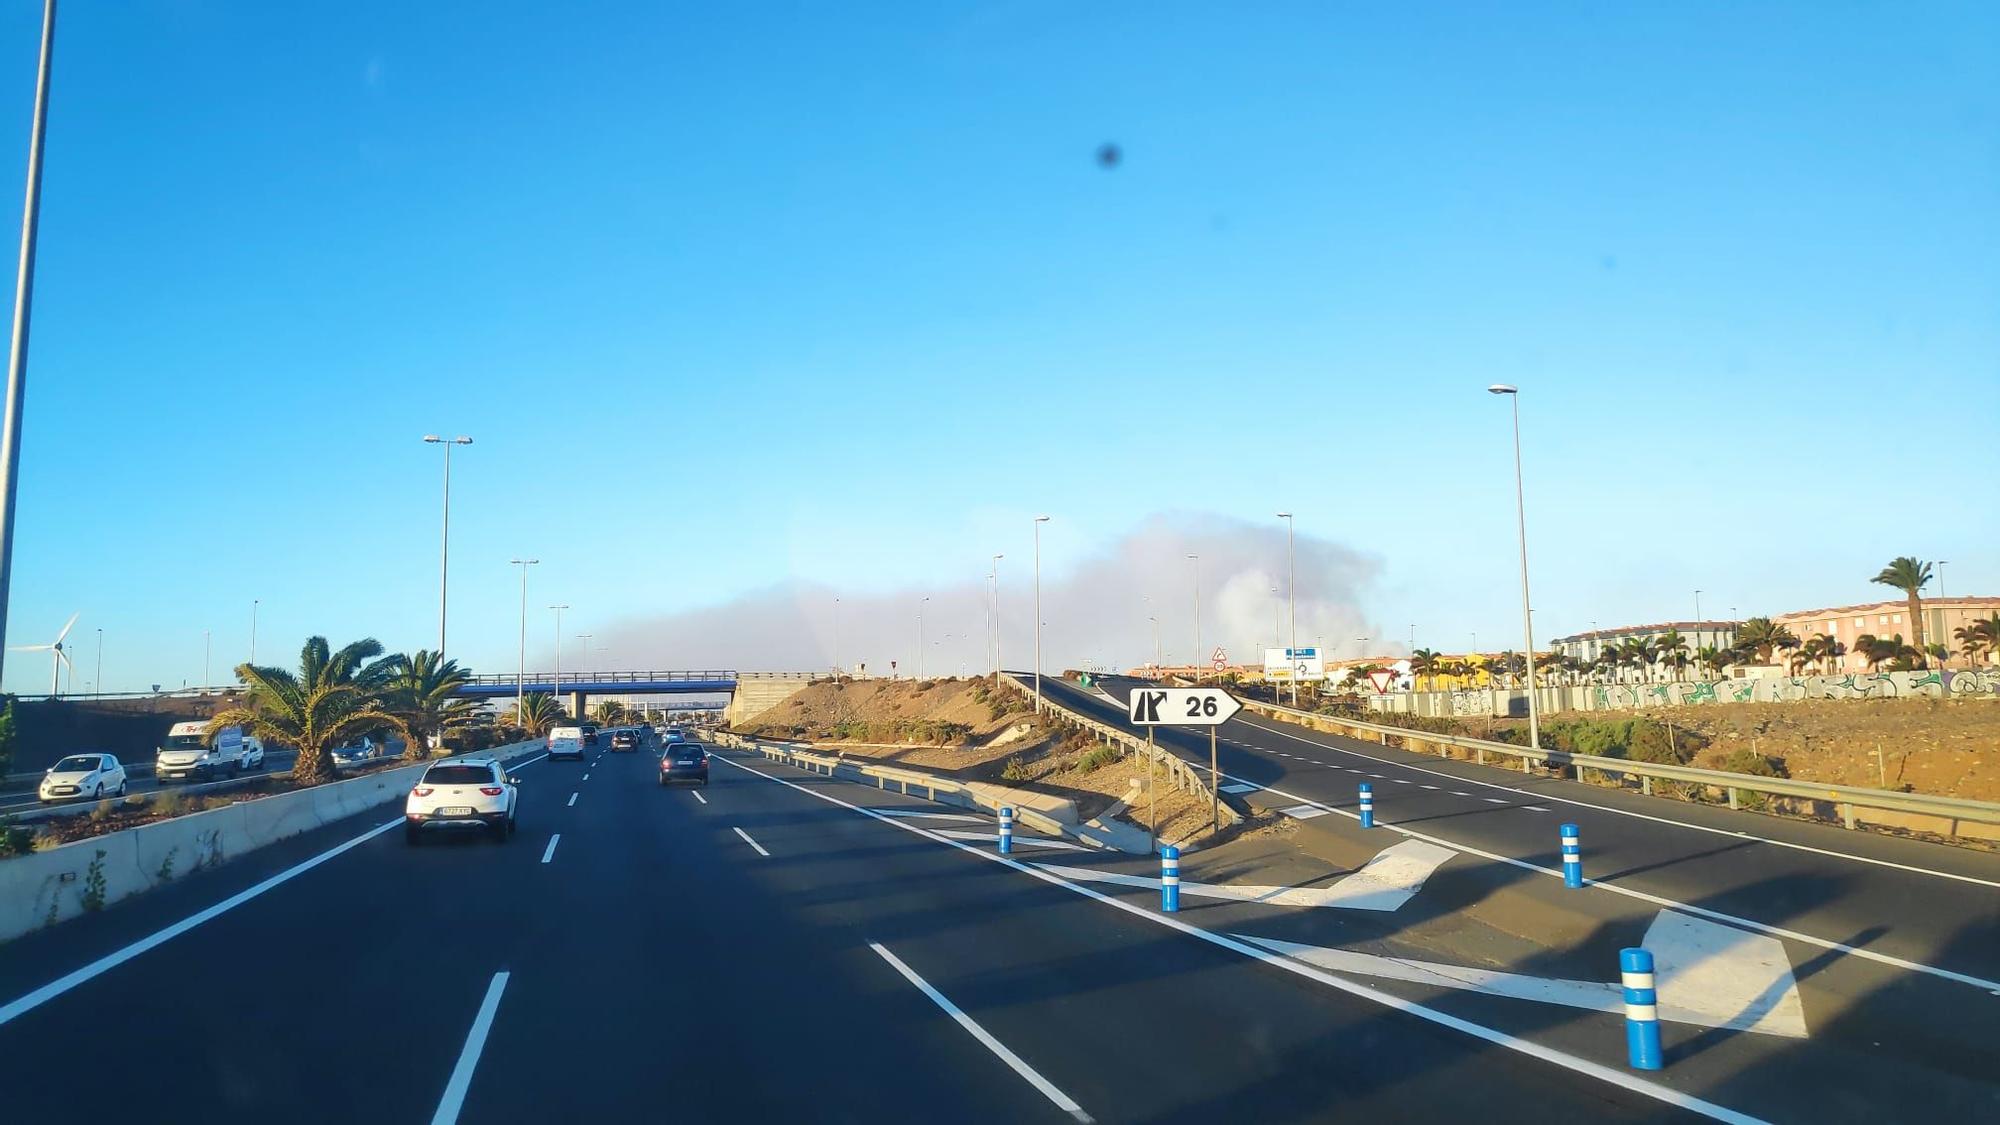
[1483,697,2000,801]
[738,676,1229,846]
[1658,698,1997,800]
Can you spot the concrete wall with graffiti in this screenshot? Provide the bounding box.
[1369,668,2000,718]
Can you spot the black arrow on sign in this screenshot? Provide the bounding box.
[1134,691,1165,723]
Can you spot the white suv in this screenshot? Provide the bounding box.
[404,759,518,844]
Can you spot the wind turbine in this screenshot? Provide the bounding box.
[10,611,78,696]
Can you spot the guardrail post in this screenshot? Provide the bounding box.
[1561,823,1582,888]
[1727,788,1739,810]
[1476,747,1486,765]
[1620,948,1663,1070]
[1841,803,1856,830]
[1641,776,1653,797]
[998,806,1014,854]
[1160,845,1180,912]
[1358,783,1374,829]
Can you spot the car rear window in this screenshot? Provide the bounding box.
[423,765,493,785]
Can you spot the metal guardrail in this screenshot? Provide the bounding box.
[1241,698,2000,837]
[462,670,740,686]
[999,675,1242,829]
[707,731,1078,838]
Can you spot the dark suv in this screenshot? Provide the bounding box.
[610,729,639,752]
[659,743,709,786]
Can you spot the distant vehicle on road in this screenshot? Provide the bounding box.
[659,743,709,787]
[610,729,639,752]
[156,721,265,782]
[663,728,687,745]
[40,753,127,803]
[580,722,601,747]
[330,737,385,767]
[404,759,518,844]
[547,726,587,761]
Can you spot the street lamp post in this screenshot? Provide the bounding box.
[1277,512,1297,705]
[989,554,1003,676]
[1488,384,1541,751]
[511,559,538,718]
[203,629,210,693]
[549,604,569,715]
[917,596,929,680]
[1186,554,1202,678]
[0,0,58,699]
[1694,589,1702,623]
[93,626,100,695]
[250,598,259,665]
[1149,615,1161,670]
[832,596,841,678]
[1033,516,1050,707]
[422,435,473,655]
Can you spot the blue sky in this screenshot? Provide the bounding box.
[0,1,1995,691]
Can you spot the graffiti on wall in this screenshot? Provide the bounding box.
[1393,668,2000,717]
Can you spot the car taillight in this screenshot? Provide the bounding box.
[413,787,434,797]
[479,786,504,796]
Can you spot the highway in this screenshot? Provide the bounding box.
[2,735,1782,1124]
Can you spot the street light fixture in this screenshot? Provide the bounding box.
[549,604,569,716]
[0,0,58,701]
[1033,516,1050,707]
[1487,383,1541,751]
[1277,512,1298,705]
[917,596,929,680]
[422,435,473,655]
[989,554,1004,676]
[1186,554,1202,678]
[511,559,539,718]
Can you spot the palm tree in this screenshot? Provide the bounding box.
[1953,614,2000,666]
[1732,617,1800,665]
[1797,633,1846,675]
[1852,633,1918,672]
[208,637,409,782]
[504,692,563,736]
[1870,557,1933,654]
[383,650,479,760]
[592,699,630,726]
[1693,645,1722,679]
[1409,648,1442,689]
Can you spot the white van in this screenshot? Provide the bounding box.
[155,721,266,782]
[547,725,586,761]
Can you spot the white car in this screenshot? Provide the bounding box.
[40,753,128,803]
[404,759,518,844]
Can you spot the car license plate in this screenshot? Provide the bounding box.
[678,760,697,767]
[439,806,474,816]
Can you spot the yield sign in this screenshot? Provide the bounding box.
[1367,670,1395,693]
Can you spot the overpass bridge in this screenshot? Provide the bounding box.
[455,670,817,726]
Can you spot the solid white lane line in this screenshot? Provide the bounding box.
[567,793,577,807]
[540,835,560,864]
[869,943,1093,1124]
[0,817,399,1027]
[715,754,1761,1124]
[937,829,1087,851]
[1208,768,2000,995]
[733,826,771,857]
[692,790,708,805]
[868,808,986,823]
[430,971,510,1125]
[1238,718,2000,891]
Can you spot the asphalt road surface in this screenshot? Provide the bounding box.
[0,738,1747,1124]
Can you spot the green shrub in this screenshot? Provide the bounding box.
[1074,746,1120,773]
[1717,749,1785,778]
[1000,756,1033,782]
[1526,718,1700,766]
[88,800,115,824]
[0,818,33,857]
[81,849,107,911]
[151,789,186,818]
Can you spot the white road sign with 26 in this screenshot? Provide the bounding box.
[1128,687,1243,727]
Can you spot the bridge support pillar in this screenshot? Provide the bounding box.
[569,690,588,718]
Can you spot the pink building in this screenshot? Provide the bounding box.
[1772,597,2000,671]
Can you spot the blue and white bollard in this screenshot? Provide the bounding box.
[1160,846,1180,913]
[998,806,1014,855]
[1358,783,1375,829]
[1621,948,1663,1070]
[1561,823,1583,889]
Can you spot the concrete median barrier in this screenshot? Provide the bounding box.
[0,741,542,944]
